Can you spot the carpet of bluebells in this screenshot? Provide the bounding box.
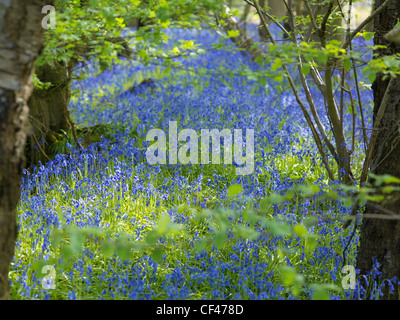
[9,25,394,300]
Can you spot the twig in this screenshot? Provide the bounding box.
[32,134,51,162]
[243,0,291,38]
[340,85,356,155]
[304,0,319,32]
[253,0,336,181]
[319,0,335,46]
[351,50,368,153]
[286,0,338,161]
[342,221,357,268]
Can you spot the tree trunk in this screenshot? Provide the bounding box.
[240,3,250,34]
[356,0,400,300]
[0,0,51,299]
[258,0,269,40]
[267,0,286,16]
[27,59,77,165]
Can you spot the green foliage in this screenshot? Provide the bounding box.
[227,184,243,197]
[38,0,225,74]
[33,74,52,90]
[364,53,400,83]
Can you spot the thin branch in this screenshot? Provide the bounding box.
[243,0,291,38]
[305,4,322,43]
[340,69,345,132]
[32,134,51,162]
[351,62,368,153]
[340,85,356,154]
[285,0,338,160]
[253,0,336,181]
[342,220,357,268]
[319,0,335,46]
[341,0,393,50]
[304,0,319,32]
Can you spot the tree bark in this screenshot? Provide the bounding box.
[27,59,77,165]
[267,0,286,16]
[0,0,51,299]
[356,0,400,300]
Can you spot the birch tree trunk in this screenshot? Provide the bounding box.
[0,0,51,299]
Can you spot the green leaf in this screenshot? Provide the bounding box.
[70,228,84,254]
[385,24,400,44]
[298,184,319,197]
[151,247,164,263]
[268,220,291,236]
[301,63,310,76]
[177,203,188,213]
[61,245,73,261]
[343,197,353,208]
[255,55,264,65]
[33,259,52,277]
[304,216,318,227]
[368,70,377,83]
[304,234,318,255]
[263,193,284,205]
[279,266,304,297]
[227,30,240,38]
[362,31,375,41]
[157,214,171,235]
[163,67,172,76]
[194,238,208,252]
[259,197,270,212]
[312,287,330,300]
[280,267,296,286]
[280,266,301,286]
[227,184,243,197]
[311,283,342,300]
[101,240,114,258]
[236,225,260,240]
[379,174,400,185]
[145,229,160,246]
[293,224,307,237]
[257,77,268,86]
[317,52,328,65]
[116,244,131,262]
[366,194,385,202]
[343,58,352,72]
[215,231,227,249]
[381,186,400,194]
[272,74,284,82]
[271,58,283,71]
